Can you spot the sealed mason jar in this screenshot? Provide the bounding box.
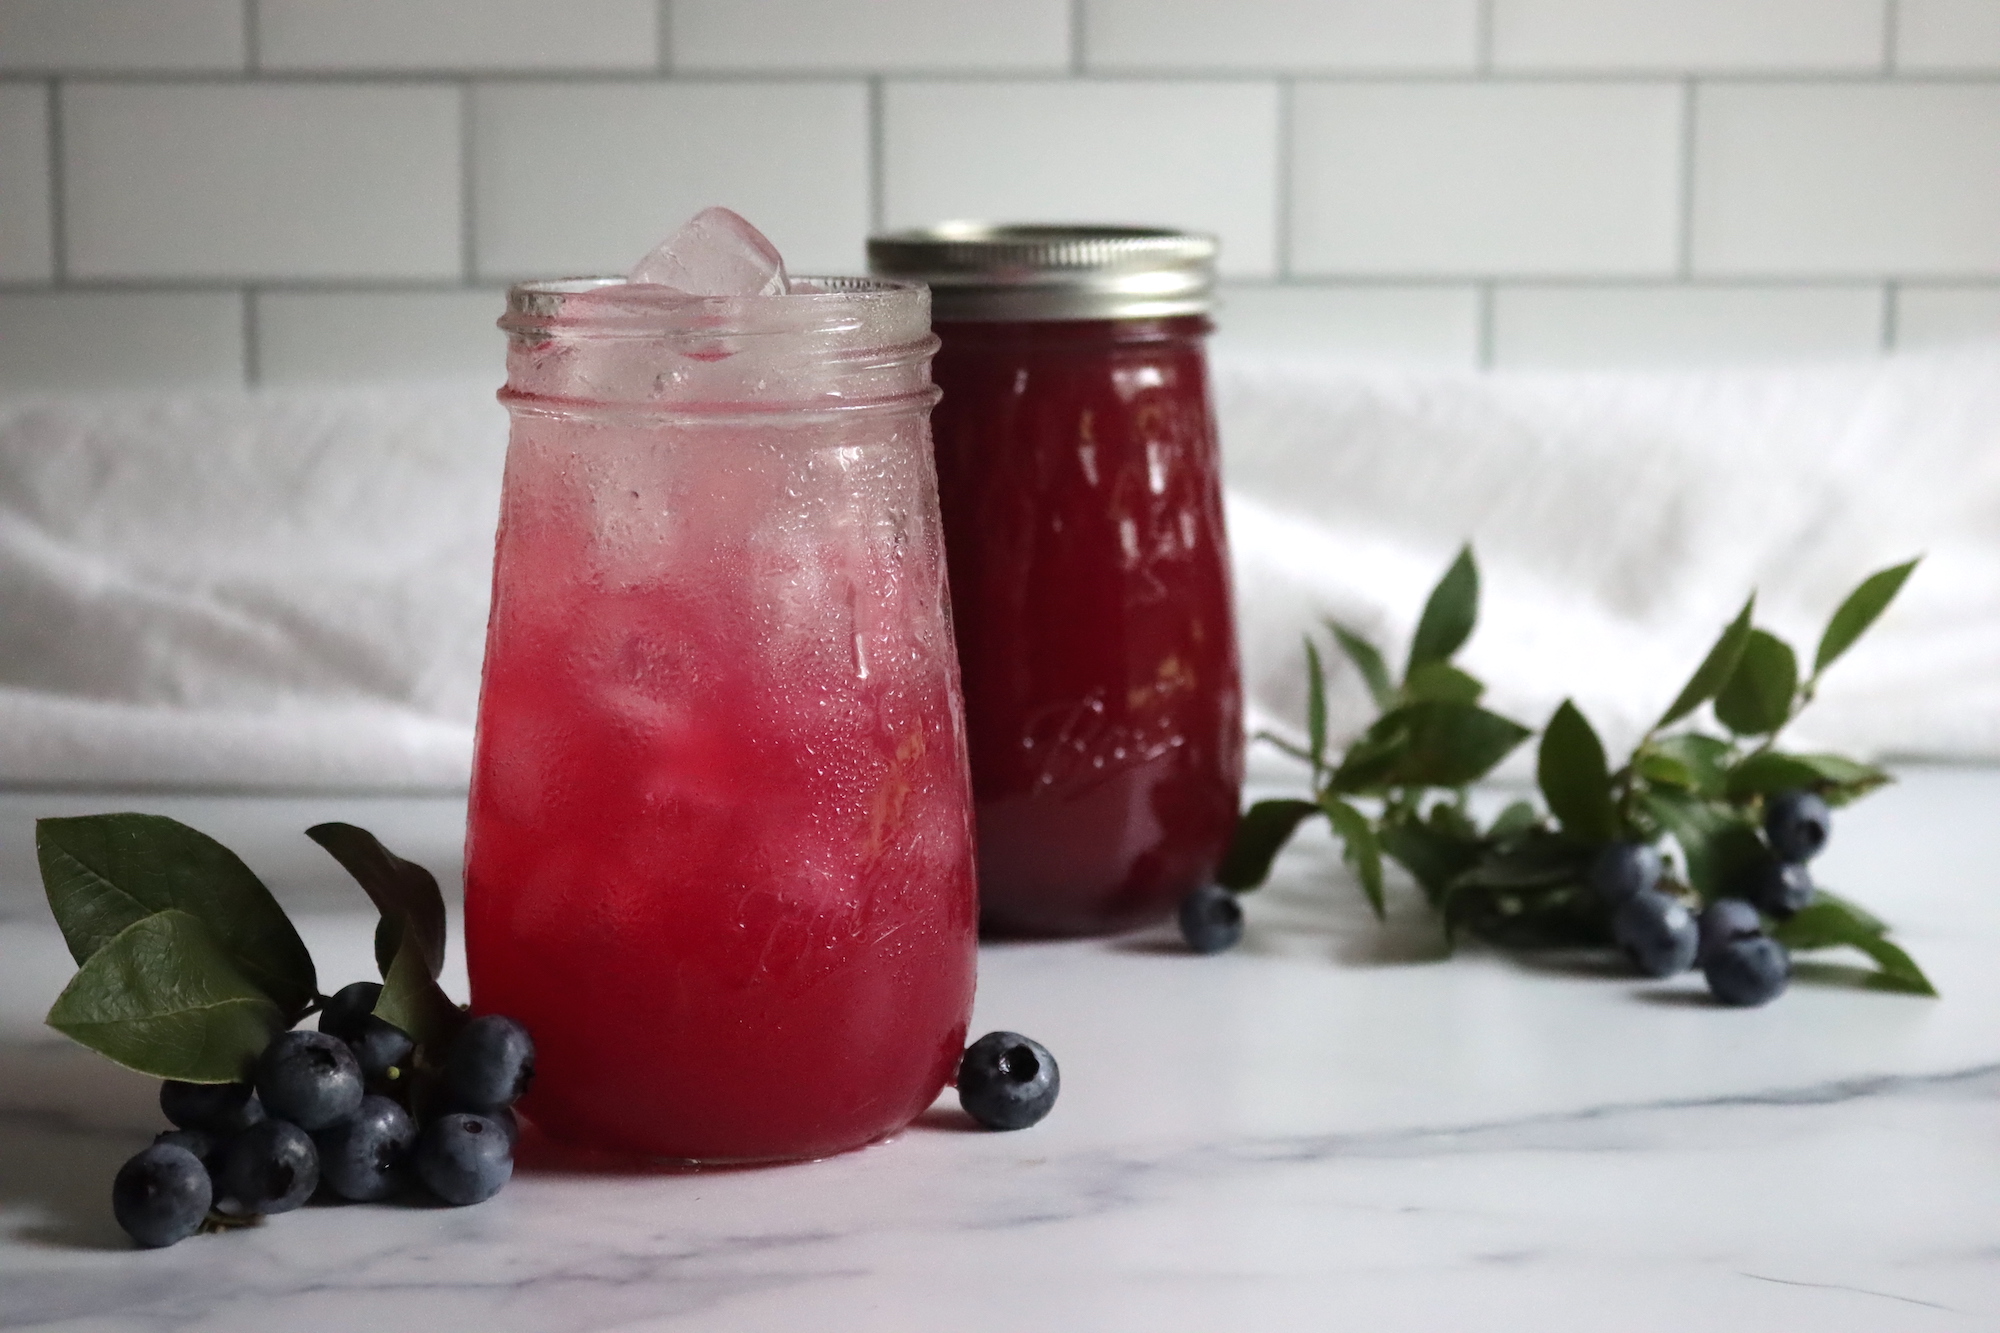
[465,277,977,1162]
[869,226,1243,937]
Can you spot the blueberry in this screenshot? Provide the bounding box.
[213,1119,318,1216]
[153,1127,219,1165]
[112,1142,212,1248]
[957,1031,1060,1131]
[255,1030,364,1131]
[414,1113,514,1206]
[1749,860,1816,919]
[159,1080,264,1134]
[314,1095,416,1202]
[1698,898,1764,961]
[1765,789,1831,864]
[1612,888,1700,978]
[1178,885,1244,955]
[1704,935,1791,1006]
[445,1015,536,1112]
[1587,841,1663,906]
[318,981,384,1044]
[348,1018,416,1084]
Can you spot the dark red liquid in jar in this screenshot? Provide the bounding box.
[930,316,1243,937]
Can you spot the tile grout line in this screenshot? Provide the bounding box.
[241,286,259,386]
[44,78,65,284]
[868,77,885,234]
[1678,79,1697,279]
[1476,0,1495,74]
[459,80,475,286]
[243,0,259,73]
[1275,78,1294,280]
[1069,0,1086,75]
[658,0,673,73]
[1883,0,1899,75]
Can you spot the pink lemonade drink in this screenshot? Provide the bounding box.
[465,276,977,1162]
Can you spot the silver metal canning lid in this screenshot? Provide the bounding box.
[866,223,1216,322]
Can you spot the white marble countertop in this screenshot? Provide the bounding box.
[3,768,1998,1331]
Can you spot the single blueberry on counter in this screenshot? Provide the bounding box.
[1697,898,1763,962]
[317,981,384,1044]
[1178,884,1244,955]
[113,1142,212,1248]
[445,1015,536,1112]
[315,1095,416,1202]
[160,1079,264,1134]
[414,1113,514,1206]
[1765,789,1831,864]
[256,1030,365,1131]
[1587,841,1662,906]
[1704,935,1791,1007]
[957,1031,1060,1131]
[1612,888,1699,978]
[1749,860,1816,919]
[213,1119,319,1217]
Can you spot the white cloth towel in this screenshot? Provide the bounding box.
[1,347,1995,789]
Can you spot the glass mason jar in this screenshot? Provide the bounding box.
[869,226,1244,938]
[465,277,977,1162]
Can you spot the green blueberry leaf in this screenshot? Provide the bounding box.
[1321,795,1385,920]
[1488,800,1541,842]
[1771,896,1936,996]
[1329,621,1395,711]
[1724,751,1893,805]
[1216,799,1322,891]
[1333,701,1531,792]
[1636,751,1698,791]
[372,931,467,1054]
[1405,545,1479,679]
[1403,661,1485,705]
[305,823,448,981]
[1641,734,1733,798]
[1814,558,1920,677]
[1537,700,1618,844]
[1642,791,1766,901]
[1713,629,1799,737]
[45,910,285,1083]
[1304,636,1329,781]
[1656,596,1756,731]
[1377,819,1481,906]
[37,814,316,1020]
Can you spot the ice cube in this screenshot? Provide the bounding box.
[628,207,789,296]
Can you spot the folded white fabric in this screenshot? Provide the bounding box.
[0,347,1995,789]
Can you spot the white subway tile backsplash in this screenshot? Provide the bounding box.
[1492,284,1884,368]
[63,84,461,281]
[1085,0,1478,72]
[0,86,51,281]
[1210,284,1479,364]
[1896,0,2000,71]
[257,0,658,72]
[0,0,242,72]
[1291,82,1682,277]
[1492,0,1885,72]
[255,290,505,385]
[673,0,1069,72]
[1896,286,2000,347]
[0,291,243,391]
[882,81,1279,278]
[473,82,868,280]
[1693,84,2000,276]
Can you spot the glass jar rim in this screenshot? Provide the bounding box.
[500,275,933,343]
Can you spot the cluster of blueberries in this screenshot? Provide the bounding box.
[111,981,534,1249]
[1600,789,1833,1005]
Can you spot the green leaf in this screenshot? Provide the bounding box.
[1329,621,1395,712]
[1656,596,1756,731]
[1304,636,1329,781]
[1772,897,1936,997]
[1405,545,1478,678]
[305,823,448,981]
[1322,796,1386,920]
[1216,799,1322,891]
[1378,814,1483,905]
[1332,701,1530,792]
[1403,661,1485,705]
[45,910,285,1083]
[373,931,467,1053]
[1640,734,1732,798]
[1724,751,1893,805]
[1713,629,1799,737]
[1537,700,1618,844]
[1488,800,1540,842]
[1642,791,1766,901]
[37,814,316,1019]
[1814,558,1920,677]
